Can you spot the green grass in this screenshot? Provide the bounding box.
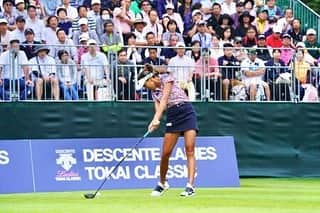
[0,178,320,213]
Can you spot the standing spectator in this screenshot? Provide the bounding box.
[241,49,271,101]
[25,5,45,43]
[178,0,193,32]
[157,0,178,18]
[207,3,222,35]
[287,18,303,45]
[43,15,59,45]
[11,16,26,43]
[58,0,78,20]
[191,20,212,49]
[1,0,17,31]
[15,0,27,18]
[168,42,196,101]
[72,6,97,32]
[88,0,102,22]
[231,2,244,29]
[235,11,255,38]
[112,48,135,100]
[57,7,73,38]
[0,18,12,52]
[255,34,272,62]
[51,29,77,60]
[304,28,320,63]
[277,8,294,33]
[20,28,41,59]
[144,9,163,45]
[56,50,79,100]
[136,0,152,24]
[29,46,60,100]
[81,39,110,101]
[221,0,236,15]
[73,18,100,46]
[113,0,135,39]
[0,39,31,100]
[162,3,184,34]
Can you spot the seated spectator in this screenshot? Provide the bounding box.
[15,0,27,19]
[57,0,78,20]
[112,48,135,100]
[194,50,221,100]
[280,33,295,66]
[218,43,242,100]
[263,0,283,21]
[241,49,271,101]
[1,0,18,31]
[242,26,257,48]
[57,7,73,38]
[201,0,215,21]
[255,34,272,62]
[215,13,234,39]
[277,8,294,33]
[185,40,201,63]
[20,28,41,60]
[210,34,224,58]
[266,25,283,48]
[231,2,244,29]
[29,46,59,100]
[144,9,163,45]
[11,16,26,43]
[25,5,45,43]
[233,36,247,61]
[221,0,236,16]
[162,3,184,33]
[81,39,110,101]
[72,5,97,32]
[29,0,46,18]
[140,32,159,60]
[125,33,143,65]
[56,50,79,100]
[113,0,135,39]
[0,39,31,100]
[207,3,222,35]
[168,42,196,101]
[184,9,203,46]
[235,11,255,38]
[157,0,178,18]
[88,0,102,22]
[219,27,233,47]
[161,15,171,34]
[192,20,212,49]
[160,33,178,64]
[76,34,89,65]
[133,19,147,46]
[43,16,59,45]
[143,47,166,66]
[253,8,270,35]
[0,18,12,53]
[162,19,184,46]
[100,20,123,55]
[51,29,77,60]
[287,18,303,45]
[96,9,113,41]
[73,18,100,46]
[265,48,288,84]
[304,28,320,65]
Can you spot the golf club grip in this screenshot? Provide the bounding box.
[94,131,150,194]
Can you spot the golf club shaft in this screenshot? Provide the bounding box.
[92,131,150,196]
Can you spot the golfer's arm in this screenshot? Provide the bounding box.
[153,82,172,122]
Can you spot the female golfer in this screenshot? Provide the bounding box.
[136,64,198,197]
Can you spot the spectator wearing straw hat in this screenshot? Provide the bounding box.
[133,18,148,46]
[29,45,60,100]
[20,28,41,60]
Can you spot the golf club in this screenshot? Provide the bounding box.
[83,130,150,199]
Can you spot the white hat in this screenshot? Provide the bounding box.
[0,18,8,24]
[306,28,317,35]
[78,18,88,26]
[88,39,97,45]
[15,0,24,5]
[165,3,174,9]
[296,42,306,48]
[175,42,185,48]
[136,72,154,90]
[91,0,101,5]
[273,25,282,33]
[192,9,201,17]
[79,34,89,42]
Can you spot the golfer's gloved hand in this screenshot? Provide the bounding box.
[148,119,160,132]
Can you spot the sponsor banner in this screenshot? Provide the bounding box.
[0,137,239,193]
[0,140,34,193]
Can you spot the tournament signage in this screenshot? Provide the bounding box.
[0,137,239,193]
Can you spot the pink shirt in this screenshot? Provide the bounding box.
[194,57,219,78]
[280,47,294,65]
[152,73,188,107]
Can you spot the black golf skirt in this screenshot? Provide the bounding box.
[165,102,198,134]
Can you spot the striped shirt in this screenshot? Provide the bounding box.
[72,17,97,32]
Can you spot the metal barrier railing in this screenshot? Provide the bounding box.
[0,44,319,102]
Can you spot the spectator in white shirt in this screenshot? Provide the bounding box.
[15,0,27,18]
[29,46,59,100]
[51,29,77,60]
[43,15,59,45]
[168,42,196,100]
[144,9,163,45]
[25,5,45,42]
[162,3,184,33]
[10,16,26,43]
[277,8,294,33]
[0,18,11,53]
[1,0,17,31]
[221,0,236,15]
[133,19,147,46]
[57,0,78,20]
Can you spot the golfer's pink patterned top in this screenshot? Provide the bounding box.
[152,73,188,107]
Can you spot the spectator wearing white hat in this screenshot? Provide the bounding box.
[72,5,97,32]
[304,28,320,63]
[0,18,12,52]
[15,0,27,19]
[162,3,184,33]
[0,0,18,31]
[157,0,178,18]
[191,20,212,49]
[88,0,101,22]
[57,0,78,20]
[266,25,283,48]
[73,18,100,46]
[167,42,196,101]
[25,5,45,43]
[81,39,110,101]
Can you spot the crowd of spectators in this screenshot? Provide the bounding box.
[0,0,319,101]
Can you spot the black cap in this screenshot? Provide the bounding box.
[15,15,25,23]
[9,38,20,44]
[236,2,244,7]
[223,43,233,48]
[258,34,266,40]
[282,33,291,39]
[24,28,34,35]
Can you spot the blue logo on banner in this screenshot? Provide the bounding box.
[0,137,239,193]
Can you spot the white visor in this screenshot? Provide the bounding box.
[136,73,154,90]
